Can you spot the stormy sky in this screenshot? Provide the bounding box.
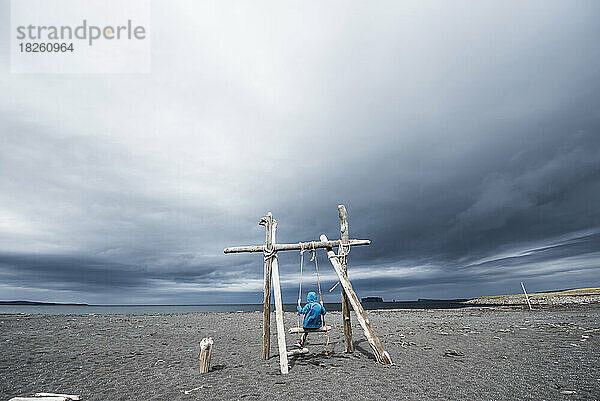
[1,0,599,304]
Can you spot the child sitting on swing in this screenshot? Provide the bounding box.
[295,291,326,348]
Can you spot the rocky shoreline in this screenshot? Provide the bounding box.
[464,288,600,306]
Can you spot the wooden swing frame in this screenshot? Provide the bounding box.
[224,205,392,374]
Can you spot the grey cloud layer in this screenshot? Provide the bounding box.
[0,1,599,303]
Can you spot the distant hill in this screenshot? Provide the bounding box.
[0,300,88,306]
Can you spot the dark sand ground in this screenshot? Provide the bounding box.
[1,306,599,400]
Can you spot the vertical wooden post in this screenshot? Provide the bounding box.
[338,205,354,353]
[321,234,392,365]
[270,220,289,374]
[259,213,273,360]
[199,337,213,374]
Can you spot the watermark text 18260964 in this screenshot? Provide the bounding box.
[19,43,74,52]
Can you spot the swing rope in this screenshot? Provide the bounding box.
[296,242,305,339]
[310,241,330,356]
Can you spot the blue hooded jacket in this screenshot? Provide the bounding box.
[296,291,326,329]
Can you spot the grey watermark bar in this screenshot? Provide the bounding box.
[11,0,151,74]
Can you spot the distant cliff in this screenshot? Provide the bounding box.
[361,297,384,302]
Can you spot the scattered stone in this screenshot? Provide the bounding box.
[444,349,464,357]
[122,351,144,358]
[180,385,211,394]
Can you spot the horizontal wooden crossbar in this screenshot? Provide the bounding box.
[288,325,332,334]
[224,239,370,254]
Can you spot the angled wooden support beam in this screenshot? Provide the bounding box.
[320,234,392,365]
[338,205,354,353]
[223,239,371,254]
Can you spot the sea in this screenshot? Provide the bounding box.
[0,300,472,315]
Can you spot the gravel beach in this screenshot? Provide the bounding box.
[1,306,599,400]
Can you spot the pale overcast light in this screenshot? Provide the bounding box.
[1,0,599,304]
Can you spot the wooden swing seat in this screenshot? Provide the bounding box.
[288,325,331,334]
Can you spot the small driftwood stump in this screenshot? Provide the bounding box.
[199,337,213,374]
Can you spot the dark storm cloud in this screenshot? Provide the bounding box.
[343,231,600,298]
[0,1,599,303]
[0,250,251,291]
[0,250,263,304]
[0,253,146,291]
[356,121,600,265]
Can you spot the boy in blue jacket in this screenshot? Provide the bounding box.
[295,291,326,347]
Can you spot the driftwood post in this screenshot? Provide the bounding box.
[9,395,80,401]
[269,220,289,374]
[199,337,213,373]
[521,281,533,310]
[321,234,392,364]
[338,205,354,353]
[258,213,274,360]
